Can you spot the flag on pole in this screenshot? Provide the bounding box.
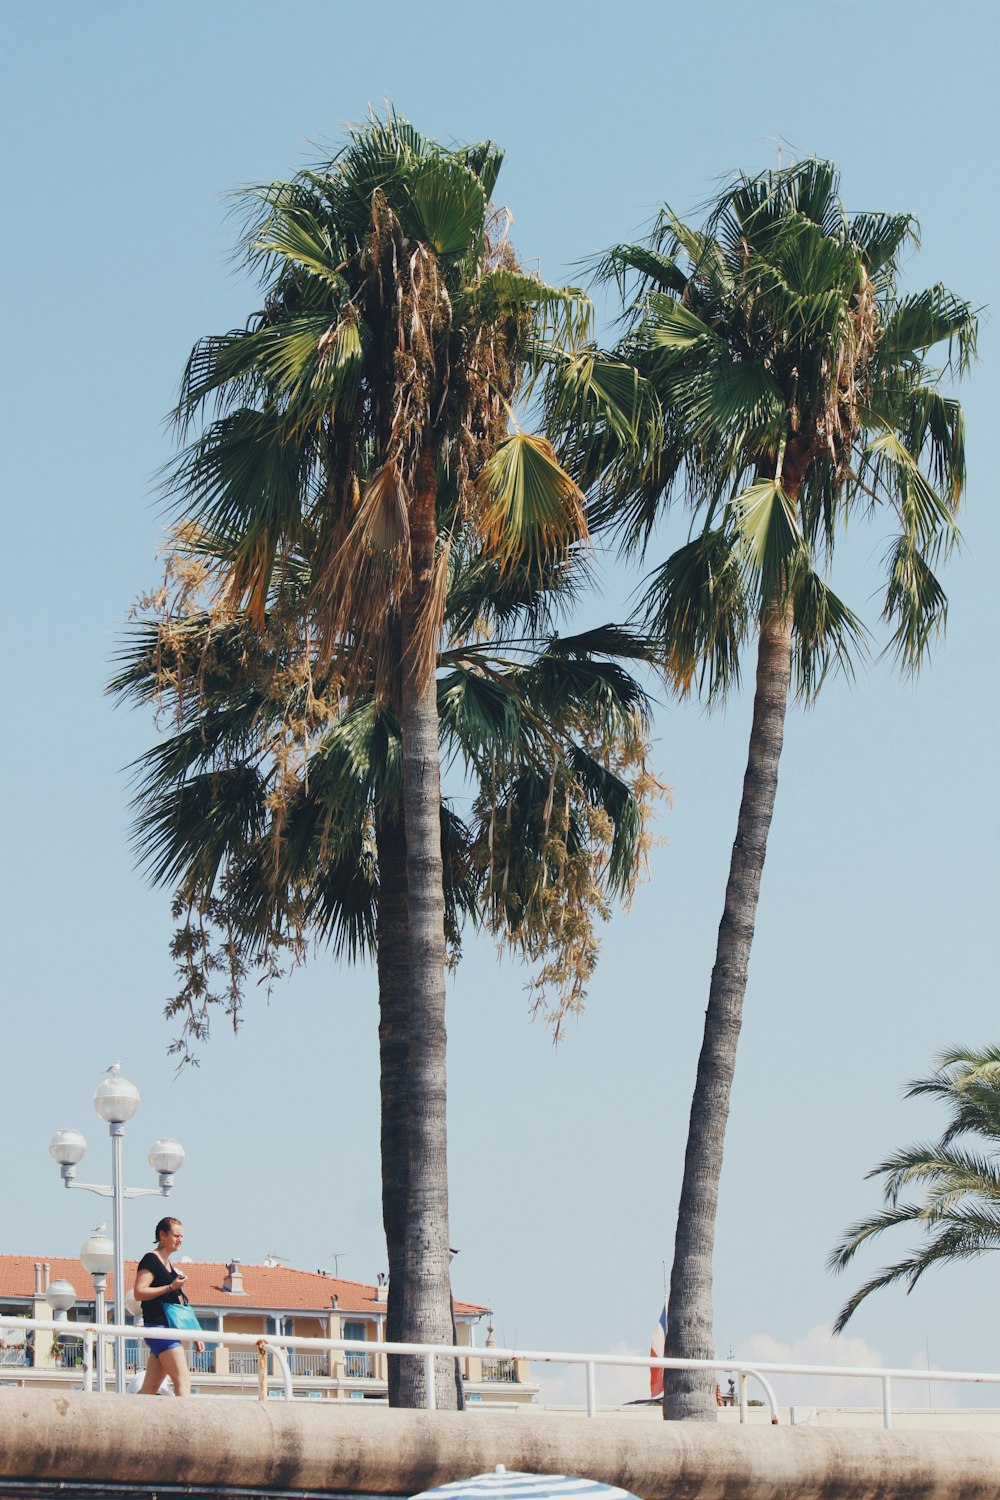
[649,1304,667,1398]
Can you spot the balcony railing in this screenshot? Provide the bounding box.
[343,1351,373,1379]
[480,1357,516,1383]
[290,1350,328,1377]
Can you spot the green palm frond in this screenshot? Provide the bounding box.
[303,834,378,961]
[729,479,807,610]
[882,536,948,672]
[675,355,785,457]
[863,428,960,556]
[440,547,577,641]
[543,348,663,508]
[407,153,487,258]
[592,241,689,298]
[831,1213,1000,1336]
[168,406,312,550]
[565,744,641,896]
[516,630,654,739]
[254,199,352,288]
[880,284,978,374]
[848,211,920,275]
[908,1046,1000,1144]
[133,765,268,891]
[462,269,591,351]
[642,292,721,351]
[792,570,869,700]
[438,664,526,769]
[545,350,651,447]
[865,1141,1000,1207]
[255,312,365,422]
[830,1044,1000,1329]
[478,432,588,572]
[455,139,505,200]
[642,529,749,700]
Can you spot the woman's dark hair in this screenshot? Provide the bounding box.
[153,1216,182,1245]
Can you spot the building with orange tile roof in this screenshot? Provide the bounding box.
[0,1255,535,1403]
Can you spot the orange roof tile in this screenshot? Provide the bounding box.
[0,1255,487,1318]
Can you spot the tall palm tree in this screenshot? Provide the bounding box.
[830,1046,1000,1332]
[113,531,655,1403]
[157,111,595,1405]
[550,158,977,1418]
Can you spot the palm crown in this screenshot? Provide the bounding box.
[555,157,976,695]
[172,109,591,692]
[830,1046,1000,1332]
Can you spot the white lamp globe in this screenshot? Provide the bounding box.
[148,1138,185,1174]
[49,1128,87,1166]
[46,1279,76,1313]
[93,1074,140,1124]
[79,1231,114,1277]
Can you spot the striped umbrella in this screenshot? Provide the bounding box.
[411,1465,642,1500]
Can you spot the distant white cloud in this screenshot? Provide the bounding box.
[739,1324,887,1407]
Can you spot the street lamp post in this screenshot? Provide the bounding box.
[49,1069,185,1394]
[45,1279,75,1372]
[79,1227,114,1394]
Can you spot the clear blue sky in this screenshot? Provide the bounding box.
[2,0,997,1405]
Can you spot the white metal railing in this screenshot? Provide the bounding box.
[480,1357,516,1383]
[3,1315,1000,1429]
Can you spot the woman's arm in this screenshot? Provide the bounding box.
[132,1267,185,1302]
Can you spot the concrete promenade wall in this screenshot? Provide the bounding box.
[1,1390,998,1499]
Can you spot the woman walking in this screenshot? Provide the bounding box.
[132,1216,203,1396]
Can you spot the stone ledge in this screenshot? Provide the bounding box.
[1,1390,998,1499]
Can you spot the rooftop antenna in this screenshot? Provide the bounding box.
[328,1251,346,1277]
[757,134,785,175]
[262,1252,289,1268]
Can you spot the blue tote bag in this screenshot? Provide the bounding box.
[164,1298,202,1333]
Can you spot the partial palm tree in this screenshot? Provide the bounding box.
[829,1046,1000,1332]
[113,529,656,1403]
[154,110,597,1405]
[549,158,977,1418]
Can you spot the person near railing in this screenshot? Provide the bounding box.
[132,1217,204,1397]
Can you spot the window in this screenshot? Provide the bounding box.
[342,1321,371,1379]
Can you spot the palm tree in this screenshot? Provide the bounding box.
[155,111,596,1406]
[830,1046,1000,1332]
[550,158,977,1418]
[113,530,656,1403]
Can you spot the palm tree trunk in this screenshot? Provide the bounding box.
[396,449,459,1410]
[663,601,793,1421]
[375,809,409,1406]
